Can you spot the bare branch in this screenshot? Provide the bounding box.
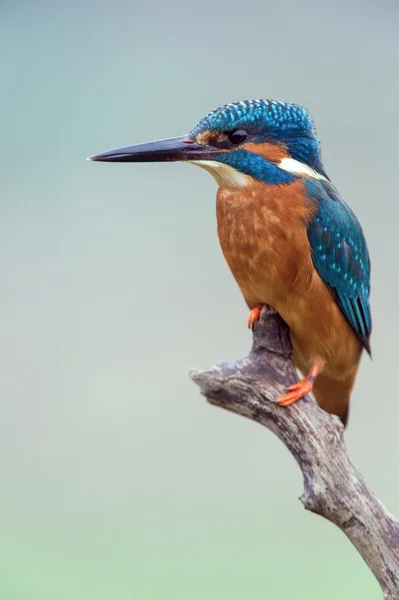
[190,306,399,599]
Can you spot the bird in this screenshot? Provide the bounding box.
[90,99,371,427]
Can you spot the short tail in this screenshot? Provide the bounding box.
[312,373,356,428]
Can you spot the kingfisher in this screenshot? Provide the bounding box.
[90,99,371,427]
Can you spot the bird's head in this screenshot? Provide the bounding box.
[90,99,328,186]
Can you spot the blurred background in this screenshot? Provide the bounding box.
[1,0,398,598]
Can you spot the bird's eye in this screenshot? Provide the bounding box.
[227,129,248,145]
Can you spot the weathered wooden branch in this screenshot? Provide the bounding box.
[190,306,399,599]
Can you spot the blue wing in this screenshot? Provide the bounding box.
[306,179,372,353]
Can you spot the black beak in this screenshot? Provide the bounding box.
[89,135,222,163]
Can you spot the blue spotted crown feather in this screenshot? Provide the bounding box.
[190,99,325,176]
[191,99,316,138]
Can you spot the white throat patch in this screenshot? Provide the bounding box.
[188,160,249,189]
[278,157,328,181]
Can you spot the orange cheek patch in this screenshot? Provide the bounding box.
[242,142,290,163]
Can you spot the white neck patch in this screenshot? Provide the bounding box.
[279,157,328,181]
[188,160,249,189]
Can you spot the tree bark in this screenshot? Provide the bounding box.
[190,306,399,599]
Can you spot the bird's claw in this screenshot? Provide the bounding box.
[247,305,263,330]
[277,379,313,406]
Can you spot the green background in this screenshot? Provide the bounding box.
[1,0,398,598]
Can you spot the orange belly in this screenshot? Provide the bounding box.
[216,180,362,421]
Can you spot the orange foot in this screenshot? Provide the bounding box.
[277,362,323,407]
[248,305,263,330]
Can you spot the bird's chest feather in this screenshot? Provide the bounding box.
[216,180,316,308]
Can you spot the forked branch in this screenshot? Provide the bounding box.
[190,306,399,599]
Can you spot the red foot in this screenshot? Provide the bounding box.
[277,379,314,406]
[248,305,262,330]
[277,361,323,407]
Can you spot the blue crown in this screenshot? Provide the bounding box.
[191,99,315,139]
[190,99,326,177]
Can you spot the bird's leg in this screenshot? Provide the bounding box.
[277,361,323,407]
[247,305,263,330]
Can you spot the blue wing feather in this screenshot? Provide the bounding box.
[306,179,371,353]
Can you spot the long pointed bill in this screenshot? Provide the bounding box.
[89,136,223,163]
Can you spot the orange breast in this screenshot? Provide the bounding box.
[216,180,315,308]
[216,180,362,379]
